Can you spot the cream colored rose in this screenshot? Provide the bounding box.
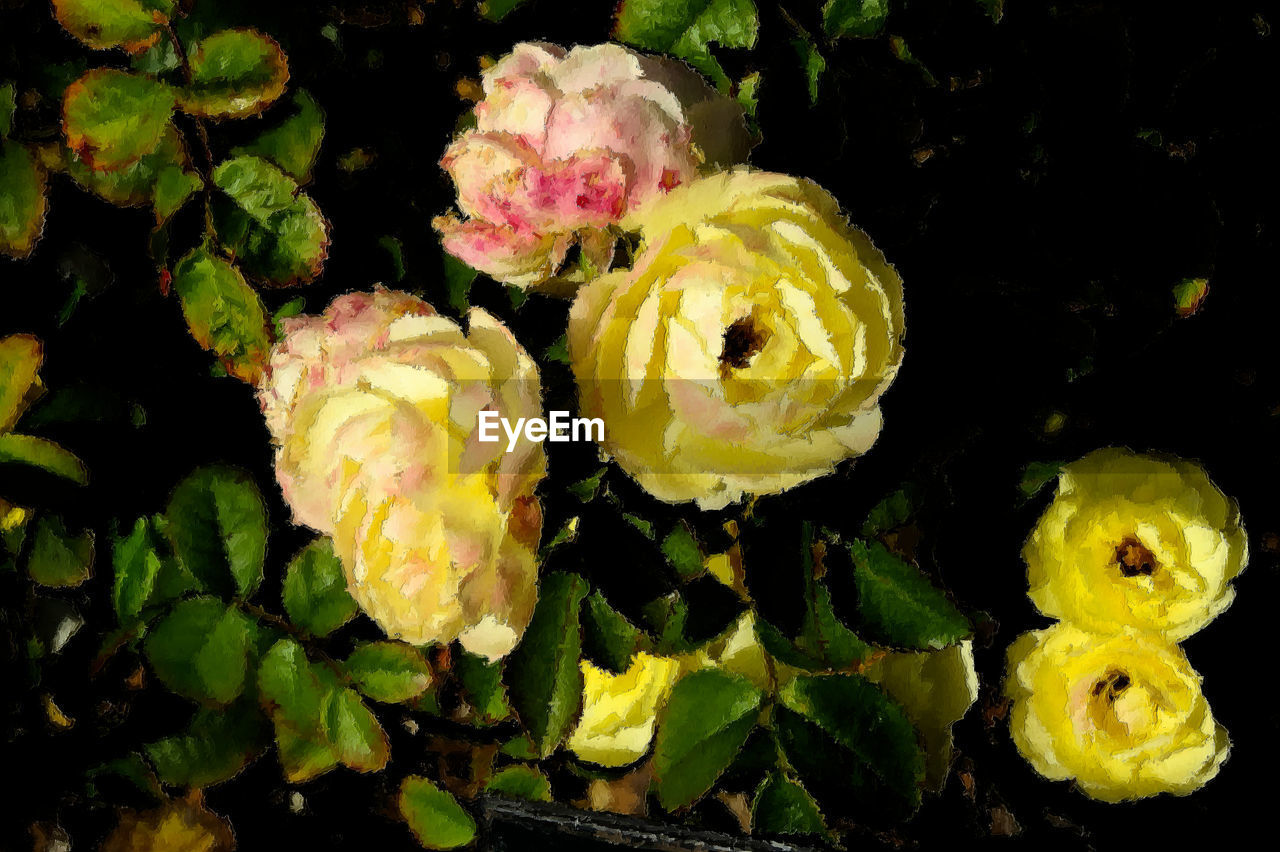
[259,289,545,659]
[1025,448,1247,641]
[1005,623,1229,802]
[569,169,905,508]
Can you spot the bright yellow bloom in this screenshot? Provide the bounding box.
[567,652,683,767]
[1025,448,1247,641]
[569,169,905,508]
[1005,623,1229,802]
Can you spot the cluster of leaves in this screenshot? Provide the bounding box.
[1,0,328,384]
[0,335,94,590]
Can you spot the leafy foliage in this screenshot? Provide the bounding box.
[52,0,175,53]
[0,141,48,258]
[399,776,477,850]
[849,540,969,650]
[171,247,272,383]
[615,0,760,89]
[180,29,290,119]
[62,69,175,170]
[162,465,267,599]
[281,537,358,637]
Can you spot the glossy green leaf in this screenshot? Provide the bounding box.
[63,69,175,170]
[480,0,533,22]
[505,571,588,757]
[0,434,89,485]
[180,28,290,119]
[791,34,826,104]
[27,514,94,587]
[231,90,324,181]
[615,0,759,90]
[582,591,642,674]
[145,596,254,704]
[163,465,267,598]
[52,0,175,52]
[485,765,553,802]
[653,669,762,810]
[145,699,266,788]
[323,685,390,772]
[752,772,827,837]
[822,0,889,38]
[849,540,968,650]
[777,674,924,813]
[282,537,357,636]
[0,141,47,258]
[212,155,330,286]
[661,523,704,580]
[66,124,200,220]
[342,642,432,704]
[274,719,338,783]
[399,776,477,850]
[172,247,272,384]
[112,515,200,620]
[455,650,512,725]
[258,637,328,736]
[862,485,919,537]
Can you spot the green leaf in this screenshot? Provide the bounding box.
[63,69,175,170]
[849,540,968,650]
[661,523,704,580]
[212,155,330,286]
[542,334,570,366]
[791,35,826,104]
[180,28,290,119]
[653,669,762,810]
[145,699,266,788]
[0,334,41,431]
[862,485,918,537]
[582,591,643,673]
[0,82,15,138]
[505,571,588,757]
[485,765,553,802]
[273,719,338,783]
[112,516,170,620]
[282,537,357,637]
[976,0,1005,23]
[736,71,761,119]
[1173,277,1209,318]
[752,772,827,837]
[231,90,324,181]
[66,124,201,220]
[144,597,254,704]
[163,465,267,599]
[443,251,477,314]
[615,0,760,90]
[567,467,606,502]
[323,685,390,772]
[455,651,512,725]
[342,642,432,704]
[888,36,937,86]
[0,140,48,258]
[777,674,924,813]
[172,247,272,384]
[399,776,477,850]
[822,0,889,38]
[85,753,163,801]
[52,0,174,52]
[258,637,328,736]
[0,434,89,485]
[480,0,533,22]
[1019,460,1063,499]
[27,514,94,587]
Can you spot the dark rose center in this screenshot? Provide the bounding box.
[1091,669,1132,702]
[1115,537,1158,577]
[720,318,768,370]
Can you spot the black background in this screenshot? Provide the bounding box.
[2,0,1277,849]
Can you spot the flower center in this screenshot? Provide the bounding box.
[1114,537,1158,577]
[720,317,768,371]
[1091,668,1131,701]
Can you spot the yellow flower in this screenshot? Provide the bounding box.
[260,290,546,659]
[1025,448,1247,641]
[567,652,683,767]
[1005,623,1229,802]
[101,799,234,852]
[569,169,905,508]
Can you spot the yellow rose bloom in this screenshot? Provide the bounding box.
[569,169,905,508]
[1025,448,1247,641]
[567,652,683,767]
[1005,623,1229,802]
[260,290,545,659]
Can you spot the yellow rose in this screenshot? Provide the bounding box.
[259,290,546,659]
[1005,623,1229,802]
[1025,448,1247,641]
[569,169,905,508]
[567,651,683,767]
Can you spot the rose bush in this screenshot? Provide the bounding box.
[1005,622,1229,802]
[434,42,749,289]
[1025,448,1247,641]
[569,168,906,508]
[259,289,545,658]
